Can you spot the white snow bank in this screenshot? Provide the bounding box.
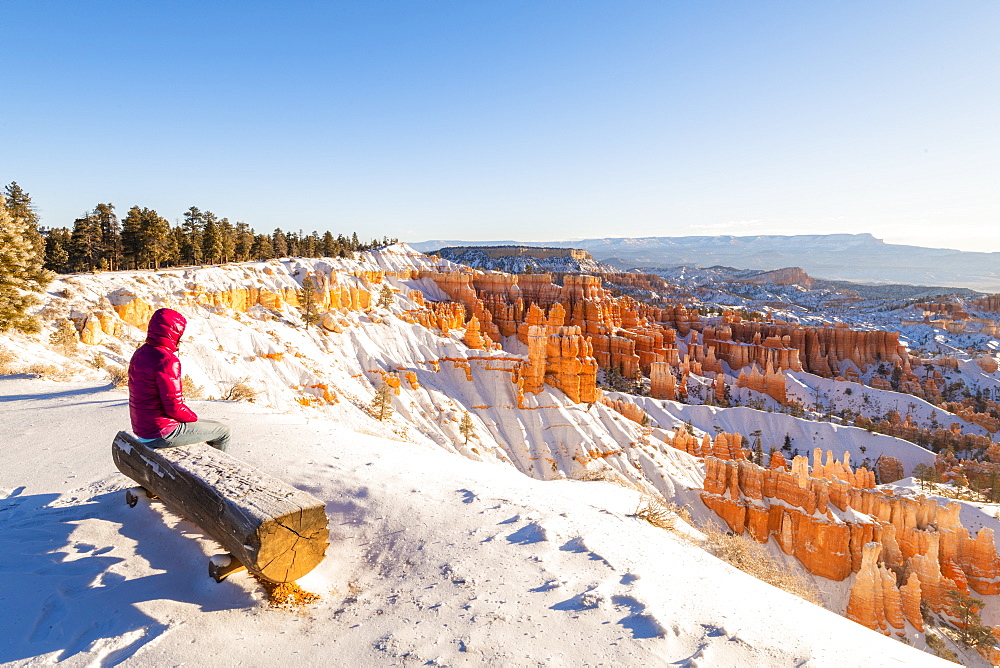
[0,378,945,666]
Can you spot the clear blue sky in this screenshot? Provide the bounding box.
[3,1,999,251]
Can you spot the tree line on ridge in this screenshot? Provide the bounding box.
[0,180,396,331]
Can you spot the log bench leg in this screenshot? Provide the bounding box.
[209,554,248,582]
[125,487,157,507]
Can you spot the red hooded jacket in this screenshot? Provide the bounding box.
[128,308,198,438]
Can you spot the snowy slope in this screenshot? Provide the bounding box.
[1,245,990,665]
[0,378,947,667]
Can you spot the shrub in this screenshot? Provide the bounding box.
[925,632,959,663]
[107,365,129,387]
[701,522,820,604]
[182,374,204,400]
[221,378,259,402]
[49,319,78,356]
[0,348,16,375]
[631,497,676,531]
[89,352,107,369]
[27,363,69,380]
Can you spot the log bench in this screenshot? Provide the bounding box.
[112,431,329,583]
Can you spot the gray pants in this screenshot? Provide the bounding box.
[149,419,231,453]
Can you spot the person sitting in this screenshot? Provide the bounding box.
[128,307,231,452]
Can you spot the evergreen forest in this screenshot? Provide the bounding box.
[0,180,396,331]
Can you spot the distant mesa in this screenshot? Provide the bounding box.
[734,267,813,288]
[438,246,592,262]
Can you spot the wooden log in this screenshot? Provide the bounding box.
[112,431,328,583]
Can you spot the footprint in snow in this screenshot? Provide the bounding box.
[559,537,611,566]
[610,595,666,639]
[506,521,547,545]
[550,586,604,611]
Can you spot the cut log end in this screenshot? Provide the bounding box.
[255,509,330,582]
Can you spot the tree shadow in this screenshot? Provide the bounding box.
[0,486,256,665]
[0,382,119,403]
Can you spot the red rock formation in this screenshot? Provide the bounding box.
[463,315,486,350]
[735,362,787,404]
[649,361,677,400]
[544,326,599,404]
[973,293,1000,313]
[702,326,803,375]
[847,543,902,634]
[900,573,924,632]
[600,397,648,424]
[410,267,923,418]
[712,322,905,377]
[875,456,905,484]
[694,434,999,631]
[978,356,1000,373]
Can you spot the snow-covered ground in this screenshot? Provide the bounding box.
[3,246,993,665]
[0,377,947,667]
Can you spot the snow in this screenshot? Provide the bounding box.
[0,244,980,665]
[0,378,946,666]
[622,395,937,474]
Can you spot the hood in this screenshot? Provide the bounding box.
[145,308,186,350]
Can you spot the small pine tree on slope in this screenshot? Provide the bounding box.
[459,411,476,444]
[377,283,394,309]
[371,381,394,421]
[298,275,321,328]
[0,195,52,332]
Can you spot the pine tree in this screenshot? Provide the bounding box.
[43,228,72,273]
[751,430,764,465]
[371,381,394,421]
[948,589,997,648]
[120,206,144,269]
[322,231,337,257]
[217,218,236,263]
[251,233,274,259]
[298,275,321,328]
[912,463,941,490]
[202,211,221,264]
[272,228,288,257]
[181,206,204,265]
[69,213,102,271]
[94,203,121,270]
[234,221,254,262]
[377,283,394,309]
[459,411,476,444]
[121,206,171,269]
[0,195,52,331]
[4,183,44,258]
